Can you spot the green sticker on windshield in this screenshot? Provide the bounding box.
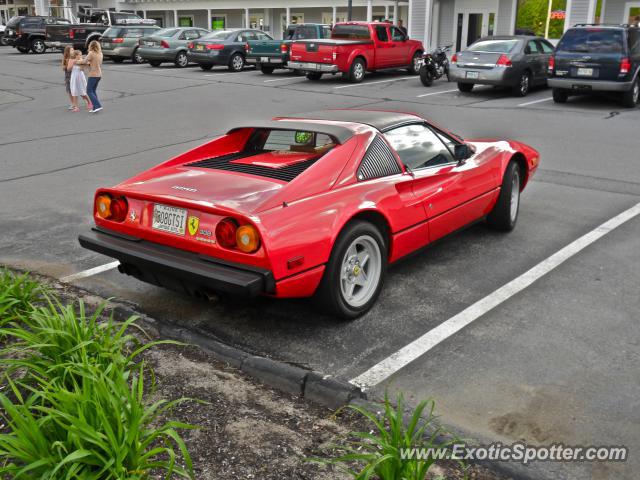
[295,131,313,144]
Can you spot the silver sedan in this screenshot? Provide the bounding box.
[137,27,210,68]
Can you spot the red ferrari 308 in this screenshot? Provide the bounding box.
[79,110,539,319]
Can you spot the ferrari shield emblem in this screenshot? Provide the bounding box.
[187,216,199,236]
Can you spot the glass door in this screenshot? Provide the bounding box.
[455,11,496,51]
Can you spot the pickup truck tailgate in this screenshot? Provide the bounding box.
[291,39,371,64]
[248,40,283,55]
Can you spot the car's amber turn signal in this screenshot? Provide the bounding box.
[236,224,260,253]
[96,194,112,219]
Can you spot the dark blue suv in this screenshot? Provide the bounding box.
[548,24,640,107]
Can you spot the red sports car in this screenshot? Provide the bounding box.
[79,110,539,319]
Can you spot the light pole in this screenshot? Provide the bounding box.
[544,0,553,38]
[348,0,353,21]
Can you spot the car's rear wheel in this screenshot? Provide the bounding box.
[552,87,568,103]
[174,51,188,68]
[621,79,639,108]
[17,46,30,54]
[149,60,162,67]
[306,71,323,80]
[513,71,531,97]
[199,63,213,71]
[316,220,387,320]
[30,38,46,54]
[132,48,144,64]
[228,52,244,71]
[260,65,275,74]
[487,161,521,231]
[407,51,422,75]
[348,58,366,83]
[458,82,473,92]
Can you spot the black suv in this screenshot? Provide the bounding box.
[4,15,70,54]
[548,24,640,107]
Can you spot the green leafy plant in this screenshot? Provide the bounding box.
[0,269,43,327]
[315,394,462,480]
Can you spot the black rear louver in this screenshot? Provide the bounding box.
[186,152,317,182]
[357,135,402,181]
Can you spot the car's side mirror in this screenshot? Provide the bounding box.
[453,143,473,162]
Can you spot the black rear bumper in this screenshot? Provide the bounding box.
[78,228,274,297]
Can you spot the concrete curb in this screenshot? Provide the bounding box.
[109,303,365,410]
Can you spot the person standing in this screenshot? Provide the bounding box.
[61,46,74,110]
[397,19,408,37]
[79,40,103,113]
[68,50,92,112]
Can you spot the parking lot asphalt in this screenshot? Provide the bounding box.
[1,48,639,479]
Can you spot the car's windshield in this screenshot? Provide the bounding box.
[332,25,370,40]
[467,39,519,53]
[557,29,624,53]
[101,27,121,38]
[155,28,179,37]
[204,30,232,40]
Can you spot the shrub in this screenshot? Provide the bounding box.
[0,269,43,327]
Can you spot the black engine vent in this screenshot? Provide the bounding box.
[357,135,402,181]
[186,152,318,183]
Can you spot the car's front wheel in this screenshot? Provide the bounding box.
[458,82,474,92]
[30,38,46,54]
[407,51,422,75]
[487,161,521,231]
[316,220,387,320]
[552,87,568,103]
[174,51,188,68]
[621,78,639,108]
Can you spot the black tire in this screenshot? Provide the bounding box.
[30,38,46,54]
[420,65,434,86]
[174,51,188,68]
[458,82,474,92]
[260,65,275,74]
[199,63,213,71]
[131,48,144,64]
[621,78,639,108]
[17,46,30,54]
[513,71,531,97]
[407,51,422,75]
[111,57,125,63]
[552,87,568,103]
[149,60,162,67]
[487,161,522,231]
[228,52,244,72]
[306,71,323,80]
[348,57,366,83]
[315,220,387,320]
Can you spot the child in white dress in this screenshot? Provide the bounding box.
[67,50,92,112]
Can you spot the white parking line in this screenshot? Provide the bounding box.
[350,201,640,389]
[60,261,120,283]
[333,77,417,89]
[263,77,303,83]
[518,97,553,107]
[416,88,459,98]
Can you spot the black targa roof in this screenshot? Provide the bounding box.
[288,110,424,132]
[227,120,354,144]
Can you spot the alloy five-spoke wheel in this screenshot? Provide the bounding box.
[229,53,244,72]
[316,220,387,319]
[175,51,188,68]
[31,38,46,54]
[514,72,530,97]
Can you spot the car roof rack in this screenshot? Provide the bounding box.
[572,23,632,27]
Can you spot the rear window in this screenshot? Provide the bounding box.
[122,27,158,38]
[557,28,624,53]
[254,130,335,153]
[155,28,179,37]
[7,17,24,27]
[294,25,319,40]
[101,27,122,38]
[468,39,519,53]
[204,30,232,40]
[332,25,371,40]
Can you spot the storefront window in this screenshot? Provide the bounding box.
[178,16,193,27]
[211,16,225,29]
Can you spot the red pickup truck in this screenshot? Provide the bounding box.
[287,22,423,82]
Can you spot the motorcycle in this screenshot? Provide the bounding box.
[419,45,452,87]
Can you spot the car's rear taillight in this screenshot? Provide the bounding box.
[206,43,224,50]
[548,55,555,73]
[215,218,238,248]
[450,53,457,64]
[95,194,127,222]
[160,40,170,48]
[244,42,250,52]
[187,42,194,49]
[620,57,631,75]
[69,29,75,39]
[112,37,124,44]
[280,43,288,54]
[496,54,512,67]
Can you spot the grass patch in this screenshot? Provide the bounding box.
[0,269,196,479]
